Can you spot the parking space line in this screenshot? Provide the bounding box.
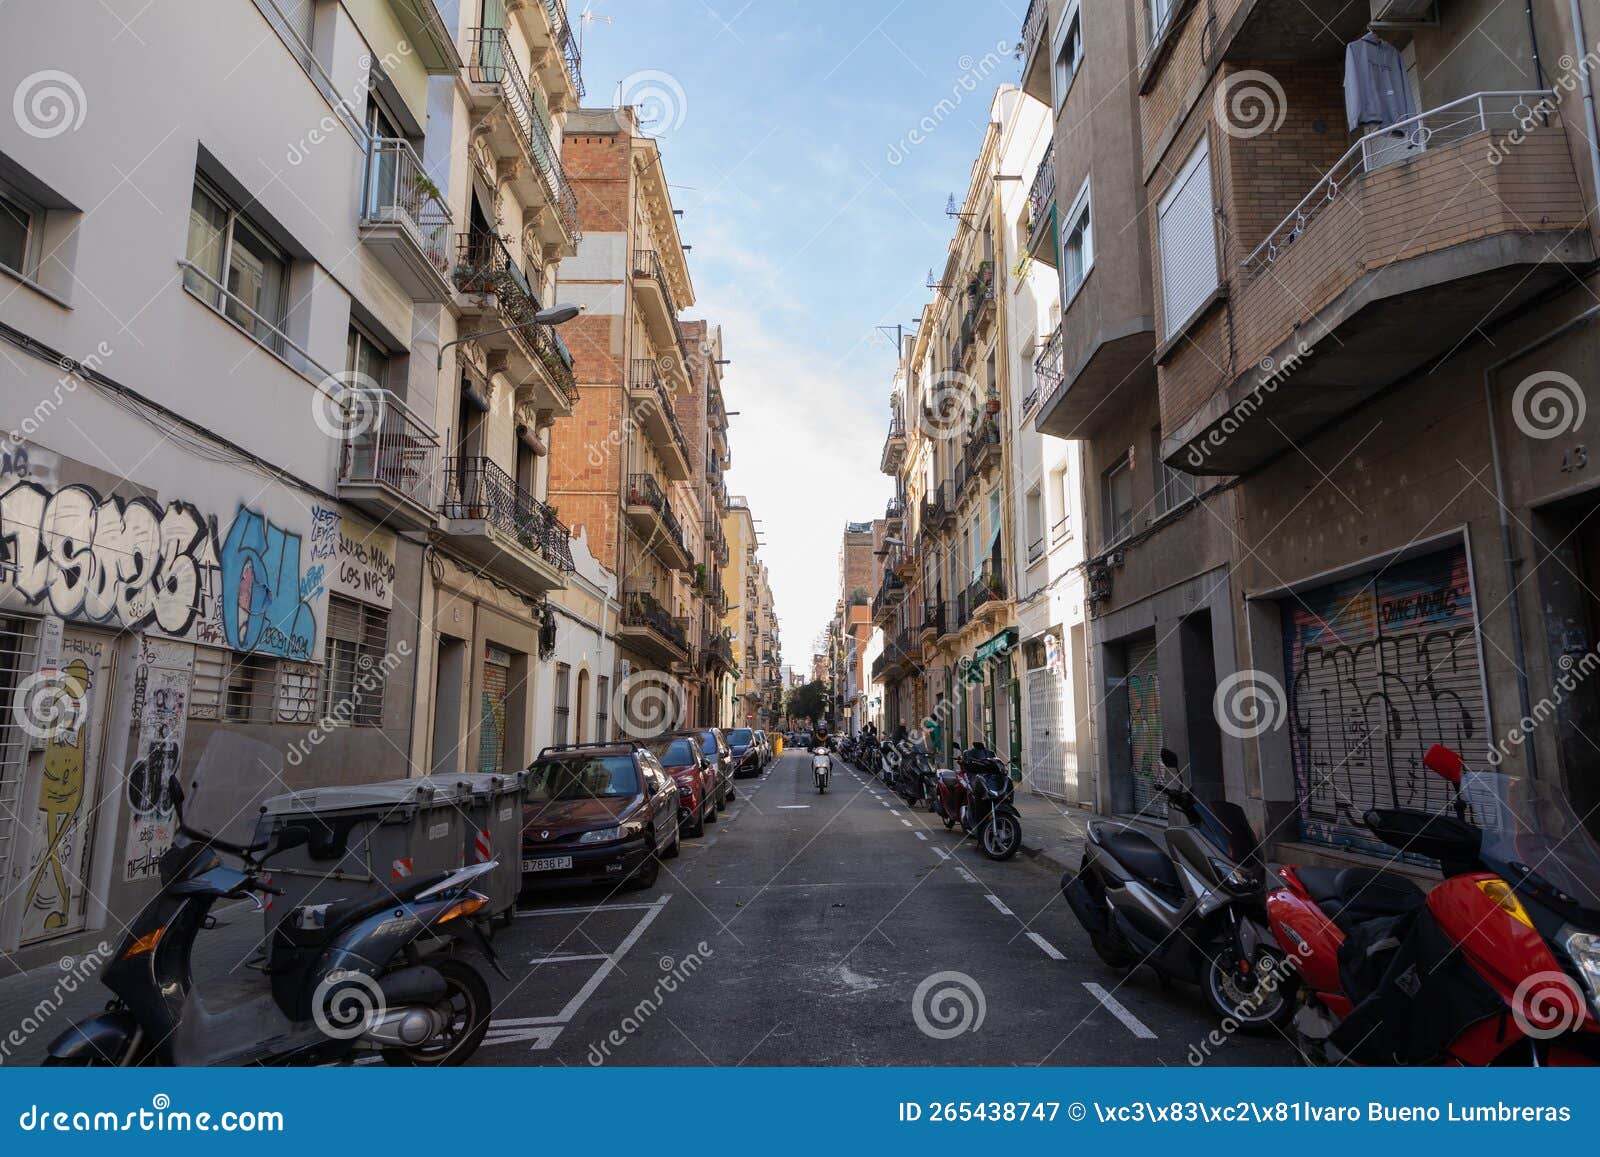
[527,952,611,964]
[900,819,913,827]
[930,847,950,859]
[1083,982,1157,1039]
[1026,931,1066,961]
[517,901,662,917]
[984,894,1013,916]
[914,831,928,841]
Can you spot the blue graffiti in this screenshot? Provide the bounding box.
[219,508,318,660]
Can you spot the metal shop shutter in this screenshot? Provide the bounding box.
[1126,639,1165,818]
[1026,665,1070,799]
[478,646,512,774]
[1282,546,1487,857]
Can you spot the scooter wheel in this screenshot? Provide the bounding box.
[1202,947,1292,1033]
[979,814,1022,861]
[381,957,492,1067]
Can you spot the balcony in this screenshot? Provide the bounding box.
[919,600,944,641]
[618,591,689,664]
[1026,141,1057,267]
[884,495,905,532]
[624,473,692,570]
[871,572,905,624]
[1018,0,1050,105]
[453,232,578,415]
[704,632,737,673]
[512,0,585,100]
[1166,92,1593,476]
[880,409,907,475]
[439,457,573,592]
[633,249,688,371]
[359,138,453,302]
[922,481,954,532]
[463,27,579,253]
[629,360,692,480]
[337,390,441,534]
[961,262,996,336]
[870,630,919,683]
[965,419,1002,479]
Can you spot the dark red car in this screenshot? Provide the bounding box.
[645,735,718,837]
[521,743,680,891]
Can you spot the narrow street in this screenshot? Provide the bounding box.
[475,750,1291,1066]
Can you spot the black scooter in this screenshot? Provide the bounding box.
[45,738,504,1067]
[1061,749,1288,1030]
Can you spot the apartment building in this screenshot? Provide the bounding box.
[548,106,702,733]
[721,496,779,728]
[420,0,587,775]
[680,321,738,726]
[0,0,460,966]
[1027,0,1600,860]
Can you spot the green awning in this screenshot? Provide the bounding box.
[964,628,1017,683]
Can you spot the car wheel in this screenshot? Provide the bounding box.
[664,825,681,859]
[687,798,706,838]
[626,839,661,890]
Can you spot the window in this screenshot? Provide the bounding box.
[1157,139,1217,338]
[224,654,277,722]
[1102,455,1134,546]
[554,662,571,745]
[0,180,39,278]
[185,177,289,352]
[1052,466,1073,541]
[595,675,610,740]
[346,323,390,391]
[1148,0,1176,45]
[1061,177,1093,302]
[1154,427,1196,513]
[1053,4,1083,108]
[1026,488,1045,561]
[322,594,390,725]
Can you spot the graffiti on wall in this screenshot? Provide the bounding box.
[1283,548,1486,855]
[0,480,323,659]
[311,507,397,609]
[123,638,194,882]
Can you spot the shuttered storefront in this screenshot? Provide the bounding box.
[1026,664,1071,799]
[1126,639,1165,818]
[478,645,512,774]
[1282,546,1487,856]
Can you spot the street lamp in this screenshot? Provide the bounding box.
[436,303,583,369]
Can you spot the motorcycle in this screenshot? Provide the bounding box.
[45,735,502,1067]
[811,745,832,793]
[1062,748,1286,1030]
[933,746,1023,860]
[1268,743,1600,1066]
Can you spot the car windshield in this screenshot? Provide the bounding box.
[698,732,719,755]
[728,729,754,745]
[648,738,697,766]
[1462,772,1600,915]
[528,756,640,801]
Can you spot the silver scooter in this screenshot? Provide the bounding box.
[810,745,831,793]
[1061,749,1289,1030]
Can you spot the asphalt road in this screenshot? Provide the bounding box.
[480,749,1297,1067]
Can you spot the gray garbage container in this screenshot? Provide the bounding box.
[433,771,527,924]
[253,778,472,934]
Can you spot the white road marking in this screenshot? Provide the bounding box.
[930,847,949,859]
[527,952,610,964]
[914,831,928,841]
[889,809,901,816]
[984,894,1013,916]
[777,805,811,809]
[1026,932,1066,960]
[1083,982,1157,1039]
[482,1023,564,1050]
[954,868,977,883]
[517,901,662,917]
[900,819,913,828]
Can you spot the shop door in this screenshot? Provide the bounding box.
[1282,546,1486,856]
[1026,664,1070,798]
[15,627,114,945]
[1126,638,1165,818]
[478,645,512,774]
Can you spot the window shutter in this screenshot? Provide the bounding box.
[1157,140,1218,337]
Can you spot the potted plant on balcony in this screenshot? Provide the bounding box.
[694,562,707,593]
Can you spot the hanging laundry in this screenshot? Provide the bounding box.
[1344,32,1417,132]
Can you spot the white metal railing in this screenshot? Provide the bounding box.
[1242,91,1556,280]
[363,137,453,275]
[178,258,439,506]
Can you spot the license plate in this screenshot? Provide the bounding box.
[522,856,573,872]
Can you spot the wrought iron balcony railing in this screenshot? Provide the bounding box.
[453,232,579,404]
[1027,141,1056,238]
[1034,323,1064,397]
[544,0,585,97]
[441,456,574,571]
[625,472,688,557]
[630,358,694,467]
[622,590,688,652]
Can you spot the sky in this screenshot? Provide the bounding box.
[574,0,1030,669]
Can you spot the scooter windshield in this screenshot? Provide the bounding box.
[1463,772,1600,922]
[179,732,291,849]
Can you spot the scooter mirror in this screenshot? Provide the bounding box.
[1159,748,1180,770]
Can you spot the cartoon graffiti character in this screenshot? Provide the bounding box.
[24,657,93,932]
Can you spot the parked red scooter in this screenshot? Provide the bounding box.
[932,746,1022,860]
[1268,744,1600,1065]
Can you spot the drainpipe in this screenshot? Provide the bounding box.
[1568,0,1600,209]
[1483,301,1600,779]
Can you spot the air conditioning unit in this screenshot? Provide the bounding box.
[1370,0,1438,24]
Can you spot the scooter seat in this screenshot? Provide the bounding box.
[1297,866,1424,929]
[1096,826,1180,894]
